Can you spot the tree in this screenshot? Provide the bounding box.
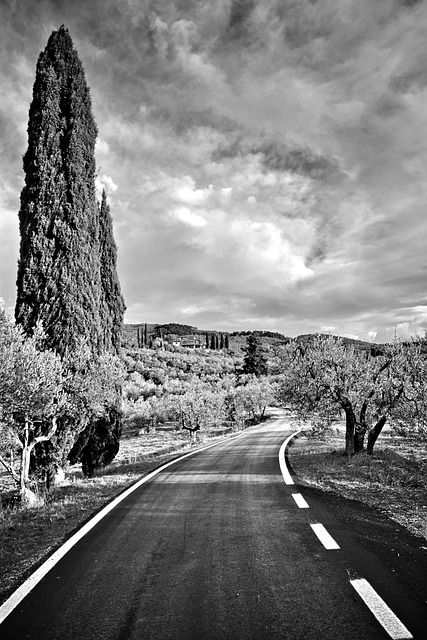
[98,189,126,353]
[225,334,230,350]
[174,384,226,442]
[226,376,275,429]
[278,335,408,456]
[210,334,216,350]
[0,311,64,504]
[220,334,224,350]
[65,344,125,477]
[242,334,268,377]
[389,336,427,439]
[15,25,125,476]
[15,25,103,356]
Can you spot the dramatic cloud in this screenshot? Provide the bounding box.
[1,0,427,340]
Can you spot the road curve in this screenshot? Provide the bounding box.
[1,409,426,639]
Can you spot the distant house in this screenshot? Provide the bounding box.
[181,336,202,349]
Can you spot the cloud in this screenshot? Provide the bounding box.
[171,207,207,228]
[1,0,427,341]
[96,173,118,197]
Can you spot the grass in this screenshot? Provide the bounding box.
[288,427,427,541]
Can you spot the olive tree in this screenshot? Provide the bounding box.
[0,311,64,504]
[278,335,408,456]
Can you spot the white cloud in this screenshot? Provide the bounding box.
[96,174,118,197]
[173,176,210,203]
[172,206,207,228]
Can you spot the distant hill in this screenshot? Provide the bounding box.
[295,333,375,351]
[122,323,380,353]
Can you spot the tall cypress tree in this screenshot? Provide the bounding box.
[242,334,268,377]
[15,25,102,355]
[16,26,125,477]
[99,189,125,353]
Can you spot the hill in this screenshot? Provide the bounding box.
[121,323,381,354]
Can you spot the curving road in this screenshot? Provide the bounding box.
[1,409,426,639]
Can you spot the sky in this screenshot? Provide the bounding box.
[1,0,427,342]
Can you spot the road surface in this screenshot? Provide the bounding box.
[1,410,426,639]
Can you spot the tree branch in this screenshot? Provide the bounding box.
[0,453,20,483]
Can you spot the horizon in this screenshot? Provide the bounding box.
[1,1,427,344]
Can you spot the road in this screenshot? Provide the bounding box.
[1,410,426,639]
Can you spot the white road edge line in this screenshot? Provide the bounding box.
[310,523,340,550]
[292,493,309,509]
[0,430,251,626]
[278,429,301,484]
[350,578,413,639]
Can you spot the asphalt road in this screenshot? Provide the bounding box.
[1,410,426,639]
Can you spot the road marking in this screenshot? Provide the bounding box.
[278,429,301,484]
[292,493,309,508]
[350,578,413,639]
[310,523,340,549]
[0,430,251,626]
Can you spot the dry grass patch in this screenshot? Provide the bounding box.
[288,429,427,541]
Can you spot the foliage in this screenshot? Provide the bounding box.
[226,376,275,428]
[174,384,227,441]
[14,25,125,478]
[0,311,126,497]
[65,345,125,477]
[121,346,275,438]
[278,334,417,455]
[99,189,126,354]
[390,336,427,439]
[15,25,102,356]
[242,334,268,377]
[0,311,64,503]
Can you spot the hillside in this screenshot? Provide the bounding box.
[122,323,379,353]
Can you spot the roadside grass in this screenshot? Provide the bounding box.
[0,423,233,604]
[288,428,427,541]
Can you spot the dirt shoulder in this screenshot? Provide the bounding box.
[287,428,427,542]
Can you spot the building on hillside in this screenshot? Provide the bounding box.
[181,336,203,349]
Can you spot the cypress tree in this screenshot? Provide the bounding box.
[16,26,125,477]
[220,334,224,350]
[225,334,230,350]
[99,189,125,353]
[15,25,102,355]
[205,333,209,349]
[144,322,148,346]
[210,334,216,350]
[242,334,268,377]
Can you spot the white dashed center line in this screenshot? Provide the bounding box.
[292,493,309,508]
[310,523,340,549]
[350,578,413,639]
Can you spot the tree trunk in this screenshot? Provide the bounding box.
[366,416,387,454]
[20,438,41,506]
[339,397,356,457]
[353,424,367,453]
